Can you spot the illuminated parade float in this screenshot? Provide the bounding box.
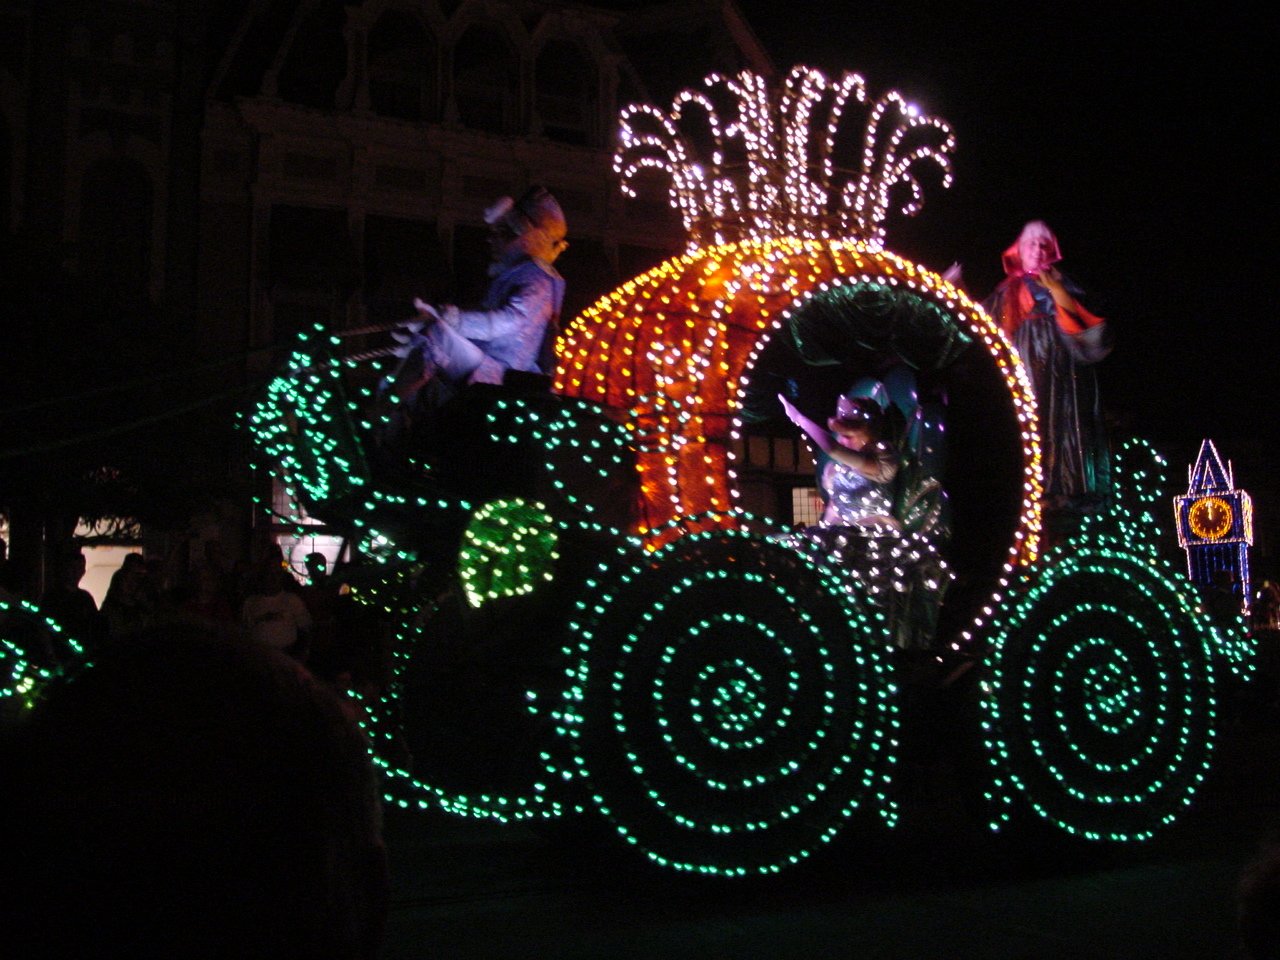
[3,66,1258,876]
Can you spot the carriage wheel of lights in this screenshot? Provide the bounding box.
[553,530,896,876]
[980,536,1218,842]
[970,439,1226,841]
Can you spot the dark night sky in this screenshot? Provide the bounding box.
[735,2,1276,470]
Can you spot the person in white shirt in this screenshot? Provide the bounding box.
[241,562,313,661]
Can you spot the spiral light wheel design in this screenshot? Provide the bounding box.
[981,541,1217,841]
[557,529,895,875]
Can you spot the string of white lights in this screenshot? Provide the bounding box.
[614,65,955,250]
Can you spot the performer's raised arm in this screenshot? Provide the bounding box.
[779,394,897,483]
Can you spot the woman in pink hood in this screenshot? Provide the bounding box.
[984,221,1112,513]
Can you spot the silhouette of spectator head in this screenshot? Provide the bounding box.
[247,558,289,597]
[203,537,231,568]
[52,543,88,589]
[111,550,146,593]
[305,551,329,581]
[2,630,388,958]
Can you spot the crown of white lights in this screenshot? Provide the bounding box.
[615,66,955,250]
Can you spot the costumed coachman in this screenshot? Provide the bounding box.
[382,186,568,432]
[983,220,1112,512]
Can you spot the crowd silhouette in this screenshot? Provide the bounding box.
[1,539,392,699]
[2,629,388,958]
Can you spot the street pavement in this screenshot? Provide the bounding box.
[379,713,1280,960]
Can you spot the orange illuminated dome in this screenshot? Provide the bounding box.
[556,238,1041,562]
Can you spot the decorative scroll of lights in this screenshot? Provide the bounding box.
[615,66,955,251]
[248,332,368,510]
[1,599,87,714]
[353,508,644,827]
[244,324,375,551]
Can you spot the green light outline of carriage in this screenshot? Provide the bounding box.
[241,66,1253,876]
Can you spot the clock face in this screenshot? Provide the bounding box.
[1188,496,1233,540]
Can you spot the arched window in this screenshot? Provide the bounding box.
[535,39,597,146]
[268,205,355,345]
[368,10,436,121]
[451,23,518,135]
[79,158,152,304]
[277,6,347,109]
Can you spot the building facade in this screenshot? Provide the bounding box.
[1,0,786,583]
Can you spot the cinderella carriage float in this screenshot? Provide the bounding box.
[4,67,1254,877]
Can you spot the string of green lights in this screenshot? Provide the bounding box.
[979,442,1222,841]
[0,598,86,715]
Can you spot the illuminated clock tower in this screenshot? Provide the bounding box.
[1174,439,1252,604]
